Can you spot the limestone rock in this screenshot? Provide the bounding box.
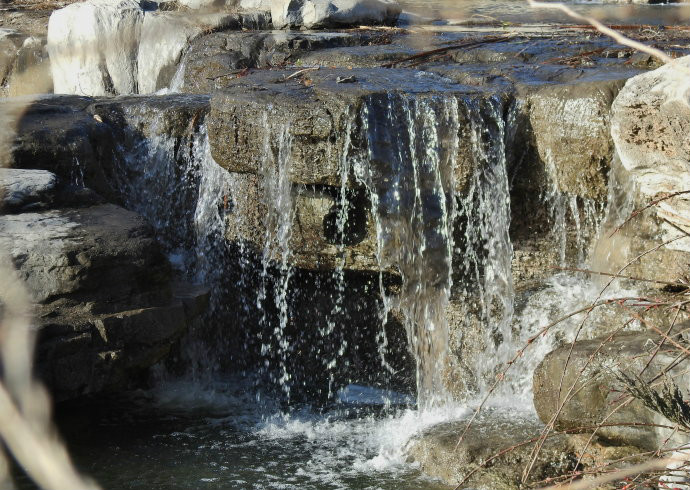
[0,169,207,401]
[137,11,242,93]
[523,77,627,201]
[533,331,689,450]
[611,55,690,253]
[0,203,168,303]
[407,412,577,488]
[271,0,401,29]
[48,0,144,96]
[239,0,272,9]
[0,168,58,212]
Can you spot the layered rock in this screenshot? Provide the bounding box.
[0,168,207,401]
[520,77,627,201]
[611,55,690,254]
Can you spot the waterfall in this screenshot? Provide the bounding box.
[256,111,297,400]
[95,90,626,411]
[453,96,515,396]
[355,92,460,410]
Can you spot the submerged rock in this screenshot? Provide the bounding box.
[271,0,401,29]
[611,55,690,254]
[407,411,577,488]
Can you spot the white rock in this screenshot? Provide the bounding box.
[239,0,271,9]
[611,56,690,252]
[271,0,401,29]
[48,0,144,96]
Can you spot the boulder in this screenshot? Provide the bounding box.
[48,0,144,96]
[407,411,577,488]
[611,55,690,253]
[271,0,401,29]
[137,11,244,93]
[533,331,690,450]
[0,169,207,401]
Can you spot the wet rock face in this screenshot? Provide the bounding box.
[533,331,689,450]
[521,77,627,201]
[271,0,401,29]
[0,168,207,401]
[611,55,690,254]
[408,411,577,488]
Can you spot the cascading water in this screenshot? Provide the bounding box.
[453,96,516,395]
[356,92,460,410]
[47,87,646,490]
[256,111,297,400]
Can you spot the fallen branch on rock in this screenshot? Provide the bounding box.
[381,34,516,68]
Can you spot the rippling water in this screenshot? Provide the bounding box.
[22,380,468,490]
[399,0,690,25]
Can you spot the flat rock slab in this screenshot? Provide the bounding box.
[207,67,499,187]
[0,203,168,304]
[407,409,577,489]
[0,167,58,211]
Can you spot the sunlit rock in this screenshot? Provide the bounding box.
[0,168,58,211]
[611,55,690,253]
[137,11,240,93]
[521,77,627,201]
[48,0,144,96]
[533,331,689,450]
[407,412,577,488]
[271,0,401,29]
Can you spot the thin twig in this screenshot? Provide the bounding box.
[552,266,687,288]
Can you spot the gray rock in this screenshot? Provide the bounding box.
[0,203,169,304]
[0,168,58,211]
[181,30,393,92]
[407,411,577,488]
[520,77,628,201]
[533,331,689,450]
[0,191,206,401]
[611,55,690,253]
[271,0,401,29]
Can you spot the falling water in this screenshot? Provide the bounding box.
[355,92,460,410]
[454,96,515,395]
[256,110,297,400]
